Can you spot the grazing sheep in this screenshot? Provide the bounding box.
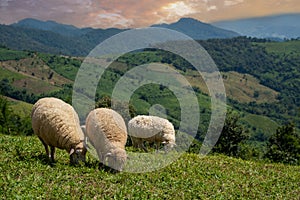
[128,115,176,152]
[31,97,86,165]
[85,108,127,171]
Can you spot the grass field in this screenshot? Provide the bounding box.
[1,134,299,199]
[8,98,33,118]
[0,67,62,102]
[0,67,25,81]
[0,48,29,61]
[242,114,279,137]
[260,40,300,56]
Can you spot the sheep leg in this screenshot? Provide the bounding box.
[38,136,50,160]
[155,142,160,153]
[140,142,148,153]
[131,137,139,148]
[50,146,55,163]
[132,141,139,148]
[98,152,106,169]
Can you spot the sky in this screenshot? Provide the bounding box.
[0,0,299,28]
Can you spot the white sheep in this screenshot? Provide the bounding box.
[31,97,87,164]
[128,115,176,152]
[85,108,127,171]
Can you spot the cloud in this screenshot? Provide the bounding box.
[92,12,134,28]
[0,0,12,7]
[158,1,199,23]
[207,5,218,11]
[0,0,299,28]
[162,1,197,16]
[224,0,244,6]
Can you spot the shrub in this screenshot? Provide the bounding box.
[265,122,300,165]
[212,110,249,157]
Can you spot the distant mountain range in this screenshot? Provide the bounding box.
[0,18,238,56]
[213,13,300,40]
[152,18,239,39]
[12,18,93,37]
[13,17,239,40]
[1,14,299,56]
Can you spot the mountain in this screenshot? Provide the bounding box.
[1,17,239,56]
[152,18,240,39]
[0,24,91,55]
[213,13,300,39]
[12,18,92,37]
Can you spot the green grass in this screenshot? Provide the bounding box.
[0,48,29,61]
[222,71,278,103]
[1,134,299,199]
[0,67,25,81]
[0,68,62,101]
[242,114,279,137]
[38,53,81,81]
[11,77,61,95]
[260,40,300,56]
[9,98,33,118]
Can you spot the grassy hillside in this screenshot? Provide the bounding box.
[7,97,33,117]
[0,45,282,105]
[0,53,71,94]
[1,40,299,154]
[222,71,278,103]
[260,40,300,55]
[0,134,299,199]
[185,70,278,103]
[0,47,29,61]
[242,114,278,136]
[0,44,290,145]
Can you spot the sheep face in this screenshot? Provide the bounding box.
[162,134,176,152]
[105,149,127,171]
[163,141,176,152]
[69,145,87,165]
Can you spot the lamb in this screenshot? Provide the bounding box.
[128,115,176,152]
[31,97,87,165]
[85,108,128,171]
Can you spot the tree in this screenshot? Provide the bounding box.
[96,95,136,123]
[212,110,249,157]
[265,123,300,165]
[0,96,33,136]
[0,96,12,134]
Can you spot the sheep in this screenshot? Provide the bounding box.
[85,108,127,171]
[31,97,87,165]
[128,115,176,152]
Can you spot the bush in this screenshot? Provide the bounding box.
[265,122,300,165]
[212,110,249,157]
[0,96,33,136]
[96,95,136,124]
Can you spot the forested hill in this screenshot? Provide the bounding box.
[0,37,299,163]
[199,37,300,124]
[1,37,299,123]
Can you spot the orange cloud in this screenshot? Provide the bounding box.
[0,0,299,28]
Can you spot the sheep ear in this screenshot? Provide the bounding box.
[104,152,112,163]
[69,148,75,155]
[105,152,112,157]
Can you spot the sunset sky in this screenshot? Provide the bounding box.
[0,0,299,28]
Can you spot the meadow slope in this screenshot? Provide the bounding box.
[0,134,299,199]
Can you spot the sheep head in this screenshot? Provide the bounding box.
[69,143,87,165]
[104,148,127,171]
